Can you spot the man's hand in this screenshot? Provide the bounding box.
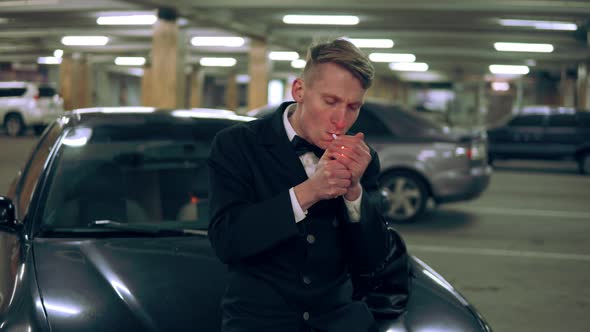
[294,152,352,210]
[326,132,371,201]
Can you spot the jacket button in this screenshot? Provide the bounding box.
[306,234,316,244]
[303,312,310,321]
[302,275,311,285]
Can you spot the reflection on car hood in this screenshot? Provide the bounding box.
[33,236,228,332]
[32,238,489,332]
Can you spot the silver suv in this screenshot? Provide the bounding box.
[248,101,492,222]
[0,81,64,136]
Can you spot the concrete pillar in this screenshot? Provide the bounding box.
[368,76,395,103]
[225,71,238,111]
[141,65,154,106]
[477,80,487,127]
[189,65,204,108]
[560,67,576,107]
[514,77,524,113]
[151,7,186,109]
[248,38,269,110]
[59,54,91,111]
[576,63,589,109]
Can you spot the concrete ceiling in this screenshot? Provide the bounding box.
[0,0,589,82]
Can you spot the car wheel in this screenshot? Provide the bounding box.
[378,171,428,223]
[5,114,24,137]
[578,152,590,175]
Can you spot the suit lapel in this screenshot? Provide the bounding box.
[258,102,309,184]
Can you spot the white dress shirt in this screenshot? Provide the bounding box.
[283,104,362,223]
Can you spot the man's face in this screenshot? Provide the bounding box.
[291,62,367,149]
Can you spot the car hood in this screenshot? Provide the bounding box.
[33,237,490,332]
[33,235,228,332]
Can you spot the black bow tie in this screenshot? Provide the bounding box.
[291,136,324,158]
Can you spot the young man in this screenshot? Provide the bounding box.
[208,39,401,332]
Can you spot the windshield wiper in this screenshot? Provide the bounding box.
[88,219,208,236]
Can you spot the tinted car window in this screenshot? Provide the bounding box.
[40,119,239,233]
[577,112,590,128]
[349,107,391,138]
[0,88,27,97]
[548,114,576,127]
[38,86,57,97]
[507,114,545,127]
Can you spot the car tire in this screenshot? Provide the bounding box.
[4,114,24,137]
[378,171,428,223]
[578,151,590,175]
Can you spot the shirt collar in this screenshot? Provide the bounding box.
[282,103,298,142]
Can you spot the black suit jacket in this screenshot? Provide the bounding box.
[208,102,391,331]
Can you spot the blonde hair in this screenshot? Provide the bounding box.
[303,38,374,89]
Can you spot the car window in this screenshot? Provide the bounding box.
[547,114,576,127]
[38,86,57,97]
[0,88,27,97]
[507,114,545,127]
[577,112,590,128]
[40,119,239,233]
[16,123,61,219]
[349,107,392,138]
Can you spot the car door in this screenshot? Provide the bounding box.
[492,114,547,158]
[542,112,579,159]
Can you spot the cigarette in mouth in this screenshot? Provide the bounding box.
[332,133,338,139]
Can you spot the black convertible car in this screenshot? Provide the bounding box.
[0,107,491,331]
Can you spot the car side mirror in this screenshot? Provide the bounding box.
[0,196,18,229]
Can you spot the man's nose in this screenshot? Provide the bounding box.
[331,107,346,129]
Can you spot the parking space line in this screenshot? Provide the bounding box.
[411,245,590,262]
[459,206,590,220]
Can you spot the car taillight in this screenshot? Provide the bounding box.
[33,94,39,101]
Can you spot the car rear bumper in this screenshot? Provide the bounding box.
[432,165,492,203]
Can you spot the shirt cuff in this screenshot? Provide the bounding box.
[343,189,362,223]
[289,187,307,223]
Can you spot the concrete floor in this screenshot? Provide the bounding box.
[1,136,589,332]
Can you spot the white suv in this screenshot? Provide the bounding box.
[0,81,64,136]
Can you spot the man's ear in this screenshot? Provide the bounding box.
[291,78,304,102]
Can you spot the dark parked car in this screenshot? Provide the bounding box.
[0,107,491,331]
[487,107,590,174]
[248,101,491,222]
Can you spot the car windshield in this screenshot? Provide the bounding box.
[40,119,238,235]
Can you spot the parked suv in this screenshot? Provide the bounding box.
[0,81,64,136]
[248,101,492,222]
[487,106,590,174]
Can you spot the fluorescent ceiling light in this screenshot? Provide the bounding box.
[236,74,250,83]
[492,82,510,91]
[269,51,299,61]
[494,42,553,53]
[389,62,429,72]
[0,17,7,24]
[346,38,394,48]
[489,65,530,75]
[369,53,415,63]
[61,36,108,46]
[291,59,306,69]
[37,57,62,65]
[499,19,577,31]
[191,36,245,47]
[199,57,237,67]
[97,14,157,25]
[53,49,63,58]
[114,57,145,66]
[398,71,446,82]
[283,15,359,25]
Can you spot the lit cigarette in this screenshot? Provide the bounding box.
[332,133,338,139]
